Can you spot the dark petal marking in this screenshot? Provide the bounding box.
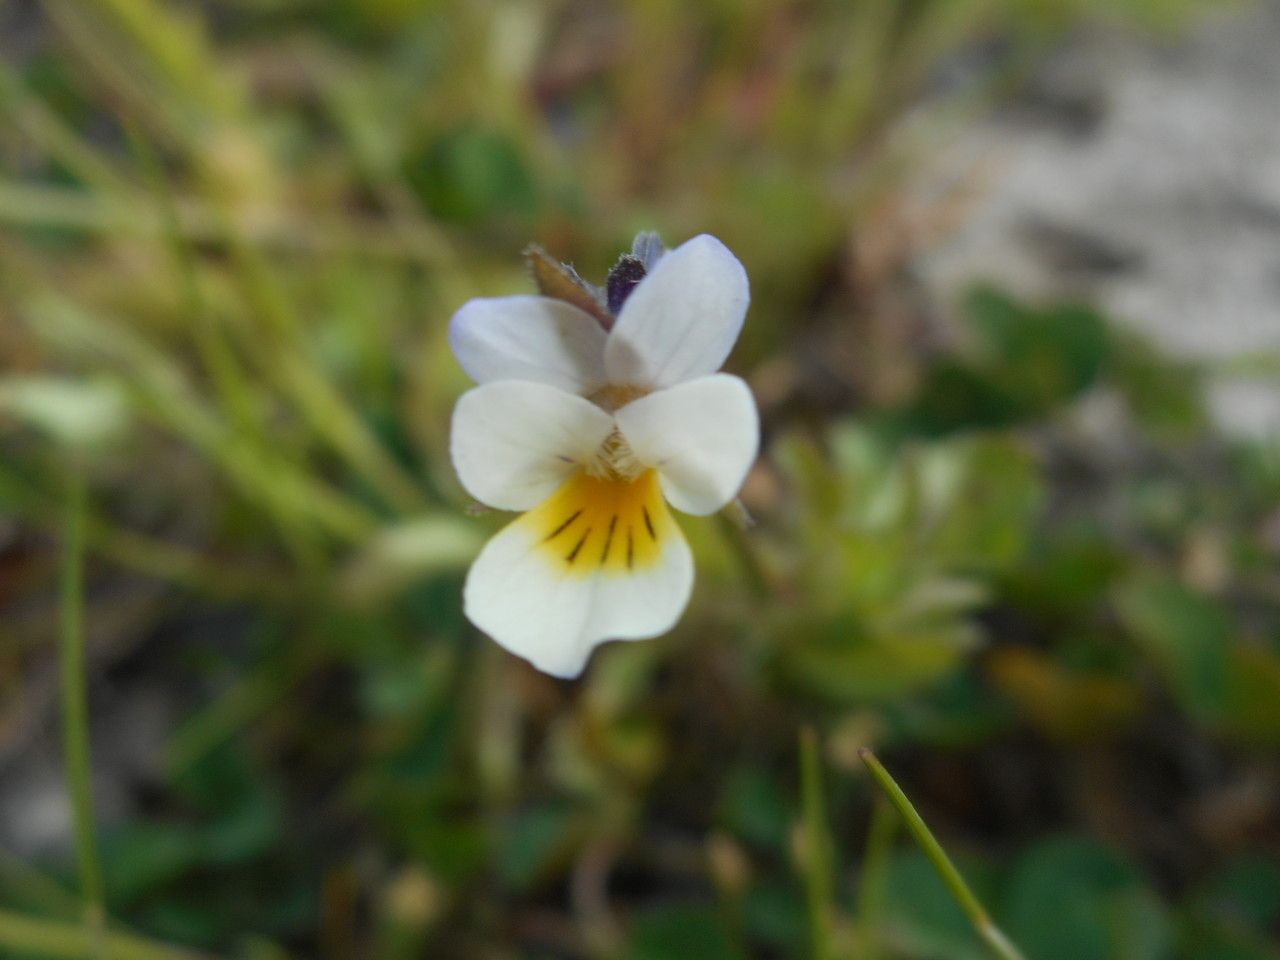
[626,527,635,569]
[600,515,617,565]
[566,528,591,564]
[545,510,582,542]
[606,254,648,315]
[642,506,657,542]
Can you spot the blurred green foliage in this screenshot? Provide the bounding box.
[771,426,1041,702]
[1,1,1277,959]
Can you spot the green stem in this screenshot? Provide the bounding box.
[0,463,292,601]
[858,750,1026,960]
[164,642,315,778]
[216,213,428,518]
[0,181,450,263]
[798,728,834,960]
[0,908,208,960]
[123,121,265,454]
[854,795,897,960]
[58,472,106,951]
[0,65,129,193]
[0,847,84,918]
[716,504,769,599]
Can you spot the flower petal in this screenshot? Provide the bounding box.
[449,295,608,392]
[450,380,615,511]
[463,470,694,678]
[604,234,749,389]
[614,374,759,515]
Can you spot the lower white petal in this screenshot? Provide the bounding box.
[614,374,759,516]
[451,381,615,511]
[463,470,694,678]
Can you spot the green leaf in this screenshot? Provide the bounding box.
[101,822,205,905]
[720,766,794,850]
[918,436,1041,573]
[1113,576,1231,725]
[882,668,1015,746]
[497,804,579,891]
[339,516,483,606]
[1108,330,1206,438]
[1001,836,1171,960]
[1002,533,1125,619]
[966,287,1108,405]
[405,125,537,224]
[741,881,807,953]
[0,375,131,451]
[1194,855,1280,931]
[784,623,978,704]
[626,904,745,960]
[902,287,1109,433]
[1222,645,1280,744]
[882,850,991,960]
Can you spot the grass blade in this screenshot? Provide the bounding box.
[858,749,1026,960]
[57,471,105,950]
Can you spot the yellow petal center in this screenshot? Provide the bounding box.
[523,469,673,577]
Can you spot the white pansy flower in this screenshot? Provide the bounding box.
[449,234,759,678]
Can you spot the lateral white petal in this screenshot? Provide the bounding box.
[463,503,693,678]
[449,295,608,392]
[450,381,615,511]
[614,374,759,515]
[604,234,749,389]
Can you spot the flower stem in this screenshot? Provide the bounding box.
[58,471,106,952]
[854,794,897,960]
[0,908,207,960]
[798,728,834,960]
[716,505,769,598]
[857,749,1026,960]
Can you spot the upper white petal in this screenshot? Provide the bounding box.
[614,374,759,515]
[450,380,615,511]
[604,235,749,389]
[449,295,608,392]
[463,510,693,678]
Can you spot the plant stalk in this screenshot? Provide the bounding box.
[799,728,834,960]
[854,794,897,960]
[858,749,1026,960]
[58,472,106,953]
[0,908,209,960]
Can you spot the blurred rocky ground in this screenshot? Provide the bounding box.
[918,0,1280,437]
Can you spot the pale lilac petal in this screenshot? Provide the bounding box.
[450,295,607,392]
[604,235,749,389]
